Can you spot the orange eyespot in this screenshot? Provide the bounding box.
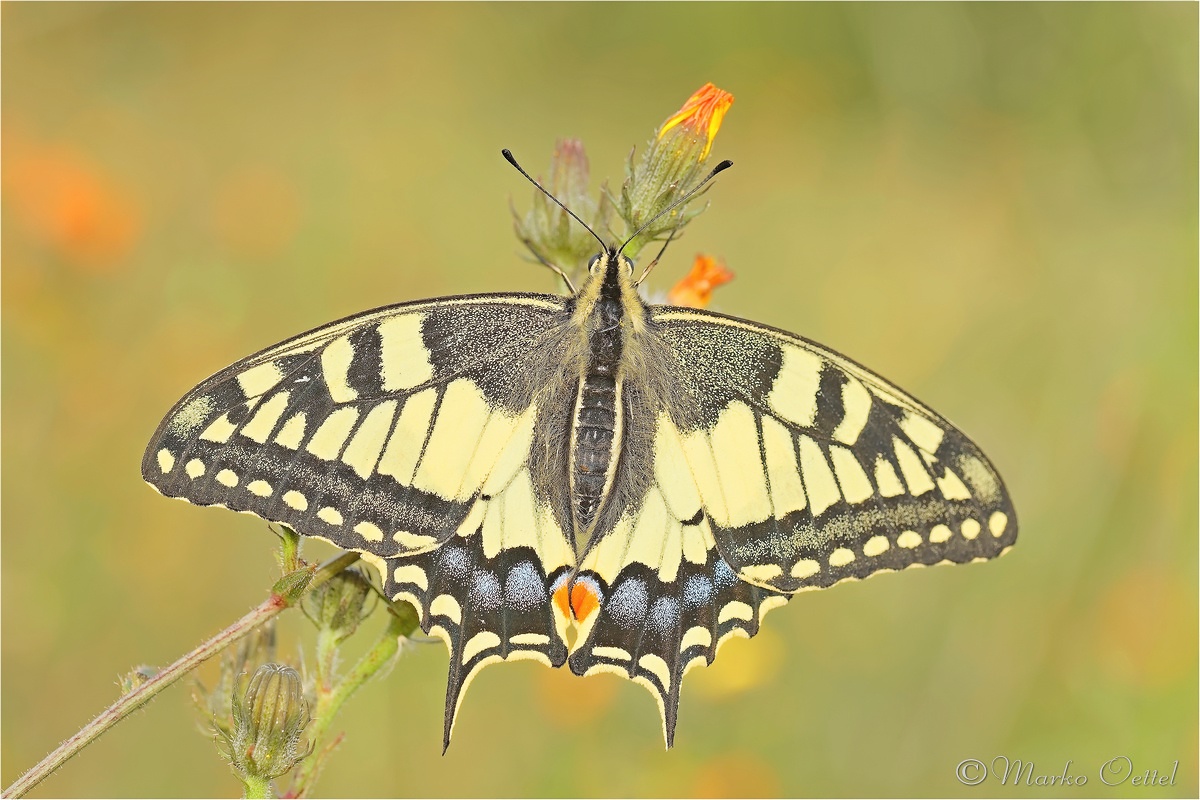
[553,576,602,622]
[569,582,601,622]
[553,582,573,618]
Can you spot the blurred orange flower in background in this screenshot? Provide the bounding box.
[657,82,735,160]
[1091,565,1194,689]
[667,253,735,309]
[3,137,141,273]
[690,750,781,798]
[536,666,617,731]
[688,625,783,699]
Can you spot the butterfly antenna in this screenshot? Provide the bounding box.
[634,222,683,286]
[619,159,732,254]
[502,149,607,251]
[519,235,576,294]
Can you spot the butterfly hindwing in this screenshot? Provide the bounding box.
[647,307,1018,594]
[566,457,788,745]
[386,463,575,750]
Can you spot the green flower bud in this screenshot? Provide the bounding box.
[195,622,277,744]
[226,664,312,786]
[513,138,613,277]
[301,566,373,644]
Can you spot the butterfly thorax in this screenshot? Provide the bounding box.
[568,249,644,538]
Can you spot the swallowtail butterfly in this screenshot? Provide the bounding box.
[143,152,1017,750]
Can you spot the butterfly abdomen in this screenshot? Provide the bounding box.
[569,279,628,531]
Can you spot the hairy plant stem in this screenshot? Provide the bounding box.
[288,605,419,797]
[2,551,362,800]
[242,773,274,799]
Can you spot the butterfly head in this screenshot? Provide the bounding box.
[570,245,644,330]
[587,247,635,278]
[582,247,639,305]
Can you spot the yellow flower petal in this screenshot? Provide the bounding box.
[657,83,735,160]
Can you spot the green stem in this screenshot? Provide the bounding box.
[241,773,274,799]
[314,628,338,695]
[277,527,303,573]
[1,551,361,799]
[289,606,418,797]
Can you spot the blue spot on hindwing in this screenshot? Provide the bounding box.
[713,557,737,590]
[607,578,649,626]
[683,574,713,607]
[440,546,471,582]
[504,562,545,611]
[470,569,502,609]
[648,596,681,634]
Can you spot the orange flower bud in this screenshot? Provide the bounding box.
[666,254,735,309]
[657,83,735,161]
[617,84,736,258]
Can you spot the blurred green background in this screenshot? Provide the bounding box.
[3,3,1196,797]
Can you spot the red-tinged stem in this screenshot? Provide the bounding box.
[2,551,361,799]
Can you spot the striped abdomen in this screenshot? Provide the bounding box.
[570,297,623,530]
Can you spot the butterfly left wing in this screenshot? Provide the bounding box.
[386,448,577,750]
[142,294,580,748]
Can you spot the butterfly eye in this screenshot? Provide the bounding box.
[587,254,602,274]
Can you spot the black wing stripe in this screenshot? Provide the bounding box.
[344,324,385,398]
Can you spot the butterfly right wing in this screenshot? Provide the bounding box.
[561,304,1016,747]
[645,306,1018,594]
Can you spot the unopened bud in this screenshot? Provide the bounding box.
[513,138,613,277]
[619,83,734,257]
[195,622,277,745]
[301,566,373,644]
[227,663,312,784]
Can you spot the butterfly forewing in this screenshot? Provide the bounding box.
[647,307,1018,594]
